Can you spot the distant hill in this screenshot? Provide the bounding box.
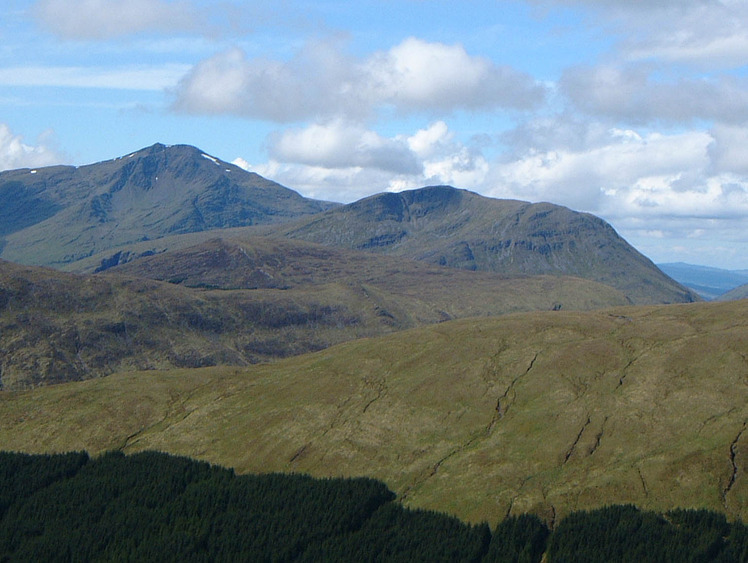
[0,246,629,390]
[259,186,698,305]
[1,299,745,526]
[658,262,748,300]
[718,283,748,301]
[0,143,336,268]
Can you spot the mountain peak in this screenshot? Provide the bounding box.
[271,188,698,305]
[0,145,338,267]
[144,141,168,153]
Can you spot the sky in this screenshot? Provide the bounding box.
[1,0,747,270]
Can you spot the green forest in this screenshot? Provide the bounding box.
[0,450,746,562]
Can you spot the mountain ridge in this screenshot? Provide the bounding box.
[257,185,698,305]
[0,144,698,305]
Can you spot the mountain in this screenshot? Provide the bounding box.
[0,143,336,268]
[258,186,699,305]
[0,244,629,390]
[658,262,748,300]
[0,145,697,306]
[718,283,748,301]
[1,299,745,526]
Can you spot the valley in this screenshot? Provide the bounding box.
[0,144,744,533]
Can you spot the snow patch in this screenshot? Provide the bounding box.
[30,170,37,174]
[201,153,219,165]
[232,157,251,171]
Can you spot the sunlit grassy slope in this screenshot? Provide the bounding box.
[0,299,745,527]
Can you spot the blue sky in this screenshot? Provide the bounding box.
[2,0,747,269]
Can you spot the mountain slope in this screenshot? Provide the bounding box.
[0,247,629,390]
[1,299,745,526]
[0,143,336,267]
[259,186,698,305]
[718,284,748,301]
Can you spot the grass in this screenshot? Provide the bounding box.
[0,298,745,526]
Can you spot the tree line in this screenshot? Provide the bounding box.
[0,450,746,561]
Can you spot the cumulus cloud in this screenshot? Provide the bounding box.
[531,0,748,67]
[708,125,748,175]
[560,64,748,125]
[487,118,748,242]
[613,1,748,67]
[173,42,366,122]
[173,37,547,122]
[243,120,489,202]
[268,120,421,174]
[33,0,198,40]
[0,125,62,171]
[363,38,546,112]
[249,160,409,204]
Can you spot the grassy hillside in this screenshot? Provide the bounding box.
[258,186,698,305]
[719,284,748,301]
[0,249,628,390]
[1,299,744,526]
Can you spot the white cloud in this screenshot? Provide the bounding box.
[0,125,62,171]
[488,120,748,219]
[531,0,748,67]
[485,118,748,268]
[708,125,748,176]
[249,160,408,203]
[244,120,490,202]
[616,1,748,67]
[0,64,190,91]
[560,64,748,125]
[173,43,366,122]
[407,121,453,159]
[364,37,545,112]
[33,0,197,40]
[172,37,547,122]
[268,120,421,174]
[232,157,251,171]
